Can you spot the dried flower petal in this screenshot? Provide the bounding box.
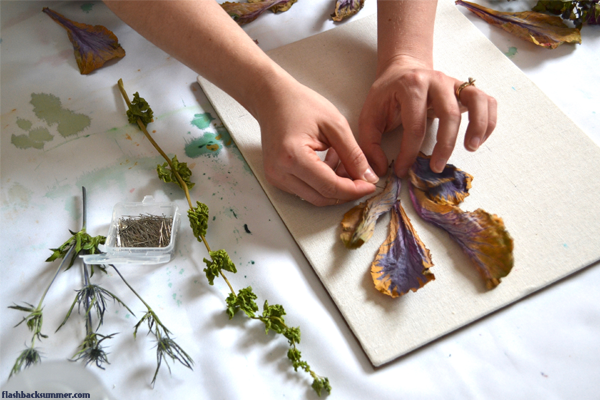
[456,0,581,49]
[248,0,298,13]
[340,173,401,249]
[409,153,514,289]
[222,0,290,25]
[43,8,125,74]
[331,0,365,22]
[371,203,435,298]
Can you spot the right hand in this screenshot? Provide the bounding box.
[255,78,379,206]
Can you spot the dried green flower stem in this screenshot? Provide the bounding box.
[117,79,193,210]
[117,81,330,396]
[117,78,237,296]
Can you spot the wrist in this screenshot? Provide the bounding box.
[242,66,298,123]
[376,54,433,78]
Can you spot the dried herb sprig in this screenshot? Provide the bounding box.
[72,332,116,369]
[111,264,193,386]
[8,188,91,378]
[9,347,42,378]
[117,79,331,396]
[68,260,119,370]
[57,281,134,332]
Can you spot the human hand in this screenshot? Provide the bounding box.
[358,56,497,177]
[255,78,378,206]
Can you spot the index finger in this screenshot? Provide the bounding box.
[293,147,377,205]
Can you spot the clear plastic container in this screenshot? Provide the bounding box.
[82,196,180,265]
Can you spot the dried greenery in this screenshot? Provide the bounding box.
[117,78,331,396]
[7,187,191,386]
[533,0,600,28]
[111,264,194,386]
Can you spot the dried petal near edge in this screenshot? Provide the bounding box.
[408,154,514,289]
[248,0,298,13]
[43,8,125,75]
[331,0,365,22]
[456,0,581,49]
[340,173,401,249]
[371,203,435,298]
[410,154,472,206]
[222,0,289,25]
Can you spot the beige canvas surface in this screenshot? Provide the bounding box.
[198,0,600,366]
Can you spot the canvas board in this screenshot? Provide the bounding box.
[198,0,600,366]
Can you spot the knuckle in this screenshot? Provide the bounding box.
[442,106,462,121]
[436,141,455,155]
[487,118,497,134]
[470,117,488,132]
[346,146,367,169]
[316,181,339,199]
[403,71,428,88]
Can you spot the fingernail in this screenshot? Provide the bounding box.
[434,159,446,173]
[470,137,480,150]
[363,168,379,184]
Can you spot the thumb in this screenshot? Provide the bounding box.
[323,119,379,184]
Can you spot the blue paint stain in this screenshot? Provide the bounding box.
[512,87,516,91]
[563,243,568,248]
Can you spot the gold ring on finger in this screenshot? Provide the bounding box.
[455,77,476,102]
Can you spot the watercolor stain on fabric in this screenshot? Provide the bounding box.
[185,126,233,158]
[190,112,215,130]
[30,93,91,137]
[2,183,34,210]
[11,127,54,150]
[244,224,252,234]
[80,3,94,13]
[172,293,182,307]
[504,46,517,58]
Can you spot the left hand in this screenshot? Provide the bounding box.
[357,56,497,177]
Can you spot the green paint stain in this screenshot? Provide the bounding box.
[16,118,32,131]
[190,112,215,129]
[5,183,33,207]
[81,3,94,13]
[216,126,233,147]
[11,134,44,149]
[172,293,177,300]
[177,300,182,307]
[185,132,222,157]
[30,93,91,137]
[179,268,184,275]
[11,127,54,150]
[168,282,172,288]
[184,125,235,158]
[29,127,53,142]
[504,47,517,58]
[45,183,72,200]
[126,314,130,319]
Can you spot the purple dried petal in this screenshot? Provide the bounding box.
[331,0,365,22]
[371,203,435,298]
[222,0,289,25]
[43,7,125,75]
[409,153,514,289]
